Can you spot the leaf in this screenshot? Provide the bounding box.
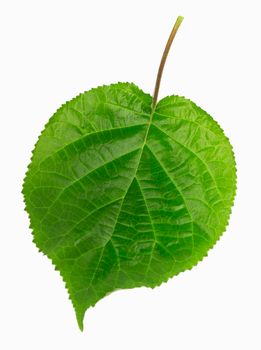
[23,82,236,330]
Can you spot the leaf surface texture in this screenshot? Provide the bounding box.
[23,83,236,329]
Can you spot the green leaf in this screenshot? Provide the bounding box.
[23,82,236,330]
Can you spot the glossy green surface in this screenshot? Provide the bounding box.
[23,83,236,329]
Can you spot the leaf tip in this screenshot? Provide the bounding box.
[78,321,84,332]
[75,309,85,331]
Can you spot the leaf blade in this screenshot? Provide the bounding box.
[23,83,236,329]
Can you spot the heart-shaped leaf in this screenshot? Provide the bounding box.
[23,17,236,330]
[23,82,236,329]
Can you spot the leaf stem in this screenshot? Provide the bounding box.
[152,16,184,107]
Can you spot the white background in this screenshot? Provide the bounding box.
[1,0,260,349]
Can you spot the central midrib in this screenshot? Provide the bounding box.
[105,105,156,239]
[133,104,156,174]
[81,104,157,291]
